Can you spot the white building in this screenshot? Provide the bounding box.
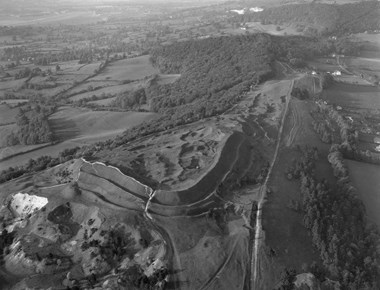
[230,9,245,15]
[332,70,341,76]
[249,7,264,12]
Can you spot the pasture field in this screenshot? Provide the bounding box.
[352,33,380,45]
[322,82,380,111]
[0,107,158,169]
[346,160,380,227]
[346,57,380,80]
[90,55,159,82]
[350,33,380,59]
[50,106,158,142]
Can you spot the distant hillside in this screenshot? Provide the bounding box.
[237,1,380,35]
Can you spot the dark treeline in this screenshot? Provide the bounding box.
[288,147,379,288]
[235,1,380,36]
[6,104,56,146]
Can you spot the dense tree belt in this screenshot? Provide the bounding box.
[6,104,56,146]
[288,147,379,288]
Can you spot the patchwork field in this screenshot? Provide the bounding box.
[346,160,380,227]
[0,61,101,100]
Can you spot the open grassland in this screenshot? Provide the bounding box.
[91,55,159,82]
[322,82,380,111]
[346,160,380,227]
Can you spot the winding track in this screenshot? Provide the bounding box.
[286,100,301,147]
[250,79,294,289]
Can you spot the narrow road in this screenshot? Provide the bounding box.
[250,79,294,289]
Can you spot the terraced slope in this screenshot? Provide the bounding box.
[77,160,152,211]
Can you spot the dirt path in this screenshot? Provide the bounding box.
[250,79,294,289]
[199,236,240,290]
[286,99,301,147]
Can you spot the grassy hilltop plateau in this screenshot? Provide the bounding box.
[0,0,379,289]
